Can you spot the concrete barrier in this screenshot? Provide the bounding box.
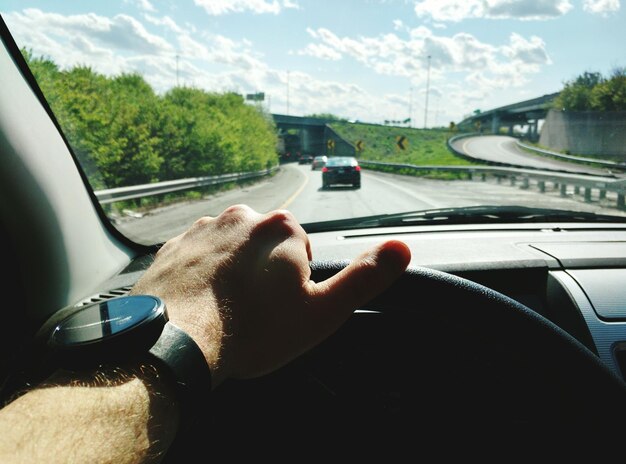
[539,109,626,157]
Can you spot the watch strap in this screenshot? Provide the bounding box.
[148,322,212,432]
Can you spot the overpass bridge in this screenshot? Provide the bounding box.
[457,92,560,141]
[271,114,355,161]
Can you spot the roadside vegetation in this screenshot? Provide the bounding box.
[329,121,478,179]
[21,49,279,196]
[554,67,626,111]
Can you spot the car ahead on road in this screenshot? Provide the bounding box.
[311,155,327,170]
[298,154,313,164]
[321,156,361,189]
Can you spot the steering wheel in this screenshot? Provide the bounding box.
[310,262,626,425]
[174,262,626,458]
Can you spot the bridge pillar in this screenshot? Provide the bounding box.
[491,113,500,134]
[527,120,539,142]
[301,128,310,153]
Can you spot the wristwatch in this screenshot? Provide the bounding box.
[9,295,211,431]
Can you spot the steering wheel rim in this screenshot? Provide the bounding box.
[309,261,626,426]
[169,261,626,460]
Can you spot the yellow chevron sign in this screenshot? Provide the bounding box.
[396,135,408,150]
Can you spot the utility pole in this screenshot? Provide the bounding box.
[286,71,290,115]
[176,53,179,87]
[409,86,413,128]
[424,55,431,129]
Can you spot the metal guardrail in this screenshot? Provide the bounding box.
[359,160,626,210]
[516,140,626,170]
[94,166,279,204]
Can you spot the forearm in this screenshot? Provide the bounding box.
[0,364,180,464]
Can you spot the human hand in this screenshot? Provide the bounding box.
[131,205,411,388]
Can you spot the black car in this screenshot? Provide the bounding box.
[322,156,361,188]
[298,154,313,164]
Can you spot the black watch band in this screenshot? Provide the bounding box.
[147,321,212,430]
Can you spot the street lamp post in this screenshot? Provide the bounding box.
[424,55,431,129]
[409,86,413,128]
[286,71,290,115]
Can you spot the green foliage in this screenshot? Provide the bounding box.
[305,113,348,122]
[330,121,476,166]
[21,48,279,190]
[555,68,626,111]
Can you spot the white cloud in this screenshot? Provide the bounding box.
[282,0,301,10]
[583,0,620,15]
[2,8,272,95]
[193,0,290,15]
[295,25,551,112]
[414,0,573,22]
[134,0,156,13]
[2,9,178,81]
[502,33,551,66]
[299,26,549,73]
[297,43,342,60]
[143,14,184,34]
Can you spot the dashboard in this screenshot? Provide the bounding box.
[78,221,626,453]
[309,222,626,375]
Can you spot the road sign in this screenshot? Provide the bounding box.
[356,140,364,152]
[396,135,408,150]
[246,92,265,101]
[327,139,335,149]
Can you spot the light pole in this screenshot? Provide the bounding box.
[409,86,413,128]
[286,71,290,115]
[424,55,431,129]
[176,53,179,87]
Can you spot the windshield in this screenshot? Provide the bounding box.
[2,1,625,244]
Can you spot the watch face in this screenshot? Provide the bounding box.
[50,295,165,347]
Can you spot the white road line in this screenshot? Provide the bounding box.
[364,172,443,208]
[462,138,474,156]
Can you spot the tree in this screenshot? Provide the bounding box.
[554,69,626,112]
[554,71,603,111]
[590,67,626,111]
[305,113,348,122]
[21,49,278,191]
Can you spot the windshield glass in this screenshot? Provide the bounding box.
[2,1,625,244]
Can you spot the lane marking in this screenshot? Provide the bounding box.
[364,172,443,208]
[462,138,474,157]
[279,166,309,209]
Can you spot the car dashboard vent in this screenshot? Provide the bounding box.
[77,286,133,306]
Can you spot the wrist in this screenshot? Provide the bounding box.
[2,362,179,464]
[155,296,228,388]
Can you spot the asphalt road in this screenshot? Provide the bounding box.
[116,162,626,244]
[452,135,616,176]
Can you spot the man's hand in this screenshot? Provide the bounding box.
[131,205,411,387]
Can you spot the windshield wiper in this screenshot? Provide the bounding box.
[301,205,626,233]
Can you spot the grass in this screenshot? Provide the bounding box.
[329,121,478,179]
[330,121,475,166]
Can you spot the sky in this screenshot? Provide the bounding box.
[1,0,624,127]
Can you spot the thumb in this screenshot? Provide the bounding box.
[308,240,411,333]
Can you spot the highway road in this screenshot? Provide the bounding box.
[116,162,626,244]
[452,135,615,176]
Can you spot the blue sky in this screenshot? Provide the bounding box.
[1,0,624,126]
